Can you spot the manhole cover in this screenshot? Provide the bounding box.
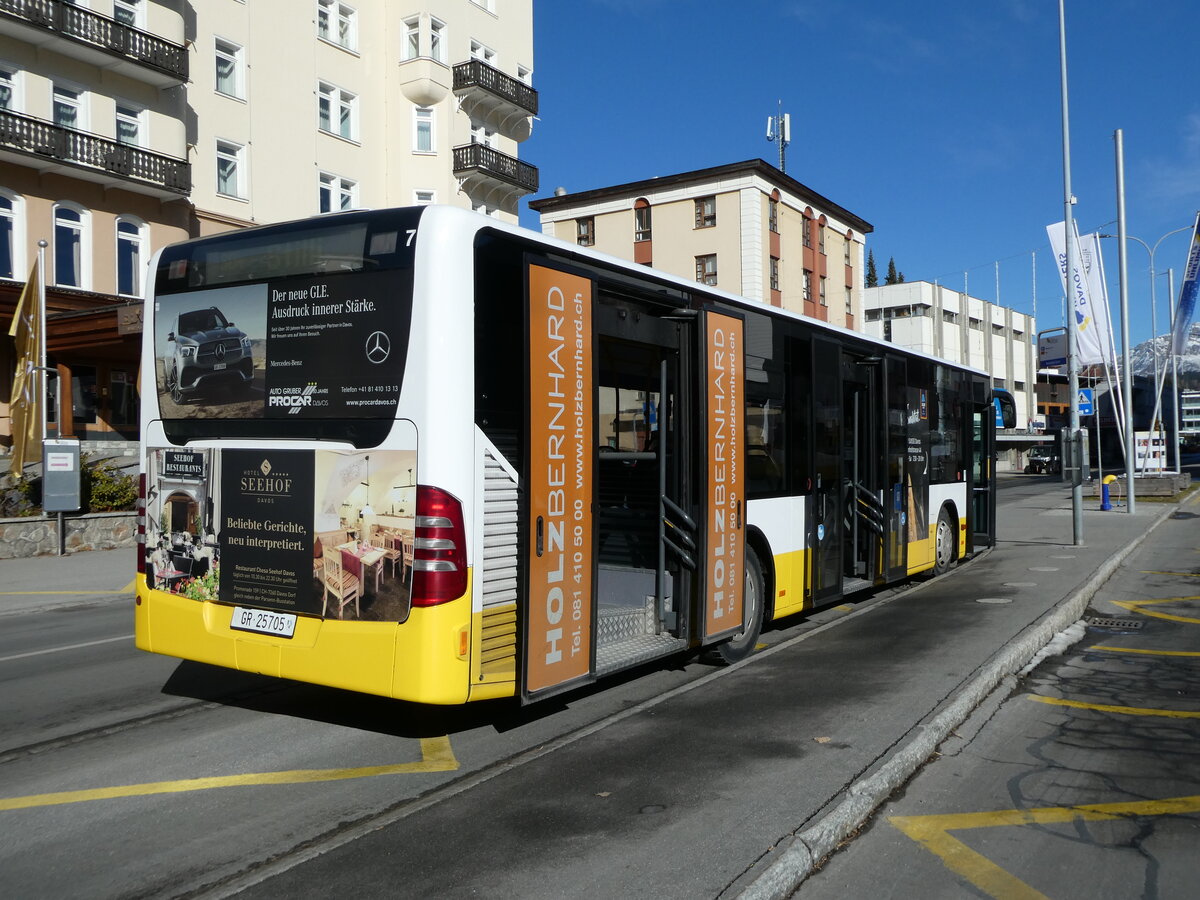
[1083,616,1144,629]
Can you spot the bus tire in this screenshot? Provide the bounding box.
[710,547,765,665]
[933,507,956,576]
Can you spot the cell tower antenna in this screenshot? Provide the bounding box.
[766,100,791,172]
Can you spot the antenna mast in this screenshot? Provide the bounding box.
[766,100,791,172]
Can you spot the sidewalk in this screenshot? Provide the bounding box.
[0,546,135,616]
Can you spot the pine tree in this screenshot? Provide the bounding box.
[898,271,905,284]
[866,250,878,288]
[885,257,899,285]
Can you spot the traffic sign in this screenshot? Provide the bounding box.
[1078,388,1094,416]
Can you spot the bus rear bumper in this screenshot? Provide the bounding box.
[135,575,475,704]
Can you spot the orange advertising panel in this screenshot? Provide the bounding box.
[704,312,745,639]
[525,265,594,694]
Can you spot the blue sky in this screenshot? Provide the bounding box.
[519,1,1200,347]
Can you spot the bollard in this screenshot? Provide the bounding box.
[1101,474,1118,511]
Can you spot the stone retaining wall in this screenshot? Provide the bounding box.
[0,512,136,558]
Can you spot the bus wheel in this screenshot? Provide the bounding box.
[711,548,765,665]
[933,508,956,575]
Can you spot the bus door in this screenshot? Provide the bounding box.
[884,356,909,581]
[842,351,884,591]
[811,338,843,603]
[589,292,699,678]
[970,387,1006,551]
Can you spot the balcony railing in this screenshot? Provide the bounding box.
[0,0,188,82]
[453,143,538,195]
[0,109,191,194]
[452,59,538,116]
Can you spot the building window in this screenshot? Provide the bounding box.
[770,256,780,291]
[414,190,435,205]
[845,288,853,316]
[518,65,532,84]
[818,223,826,254]
[319,172,356,213]
[215,39,243,99]
[802,217,812,248]
[943,310,958,324]
[319,82,357,140]
[802,269,812,302]
[317,1,357,51]
[53,203,87,288]
[430,18,446,63]
[52,84,83,130]
[694,196,716,229]
[216,139,244,198]
[113,0,140,27]
[471,40,496,64]
[413,106,434,152]
[471,0,496,12]
[634,203,652,242]
[115,102,142,146]
[470,119,495,147]
[116,216,145,297]
[819,276,827,306]
[0,191,17,279]
[402,16,420,60]
[696,254,717,286]
[576,217,594,247]
[0,67,14,110]
[768,197,778,233]
[844,239,852,265]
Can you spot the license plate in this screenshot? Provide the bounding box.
[230,606,296,638]
[213,362,227,370]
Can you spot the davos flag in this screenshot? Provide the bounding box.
[1170,212,1200,356]
[1047,221,1115,367]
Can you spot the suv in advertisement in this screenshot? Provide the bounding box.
[166,307,254,404]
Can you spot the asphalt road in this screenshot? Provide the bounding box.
[0,476,1166,899]
[800,490,1200,899]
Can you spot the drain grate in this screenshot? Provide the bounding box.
[1084,616,1144,629]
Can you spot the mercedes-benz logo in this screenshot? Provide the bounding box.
[365,331,390,364]
[215,342,226,360]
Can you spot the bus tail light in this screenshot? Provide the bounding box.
[136,473,146,576]
[410,485,468,607]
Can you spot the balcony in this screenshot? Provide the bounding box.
[452,59,537,141]
[0,109,190,198]
[453,142,538,213]
[0,0,188,86]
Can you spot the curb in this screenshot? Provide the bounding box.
[735,503,1177,900]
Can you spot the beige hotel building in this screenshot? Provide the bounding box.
[529,159,873,329]
[2,0,535,447]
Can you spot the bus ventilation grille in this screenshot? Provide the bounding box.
[480,606,517,678]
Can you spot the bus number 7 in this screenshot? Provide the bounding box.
[406,229,416,248]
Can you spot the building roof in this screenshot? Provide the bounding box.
[528,158,874,235]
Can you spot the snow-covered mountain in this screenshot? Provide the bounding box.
[1128,322,1200,387]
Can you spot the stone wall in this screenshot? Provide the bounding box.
[0,512,136,559]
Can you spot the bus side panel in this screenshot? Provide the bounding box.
[746,496,808,619]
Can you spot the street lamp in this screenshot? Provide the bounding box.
[1100,225,1191,472]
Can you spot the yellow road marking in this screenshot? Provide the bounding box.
[1029,695,1200,719]
[0,736,458,812]
[1093,645,1200,658]
[1112,596,1200,625]
[891,796,1200,899]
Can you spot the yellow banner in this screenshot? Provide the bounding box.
[8,261,43,476]
[705,313,744,638]
[525,265,594,694]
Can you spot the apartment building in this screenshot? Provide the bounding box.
[862,281,1037,428]
[190,0,536,233]
[1,0,192,442]
[529,159,872,329]
[2,0,535,447]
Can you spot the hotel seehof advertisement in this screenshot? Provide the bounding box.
[144,430,419,623]
[153,268,405,421]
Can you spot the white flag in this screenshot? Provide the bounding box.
[1046,221,1113,366]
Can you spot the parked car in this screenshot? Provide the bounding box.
[1024,446,1061,475]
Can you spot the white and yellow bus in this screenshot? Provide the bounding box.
[136,206,1012,704]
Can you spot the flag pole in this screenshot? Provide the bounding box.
[37,239,47,444]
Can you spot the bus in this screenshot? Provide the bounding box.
[136,206,1014,705]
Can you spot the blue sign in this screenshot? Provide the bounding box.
[1078,389,1094,416]
[993,398,1004,427]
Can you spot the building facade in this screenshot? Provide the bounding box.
[2,0,535,447]
[862,281,1037,429]
[529,159,872,329]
